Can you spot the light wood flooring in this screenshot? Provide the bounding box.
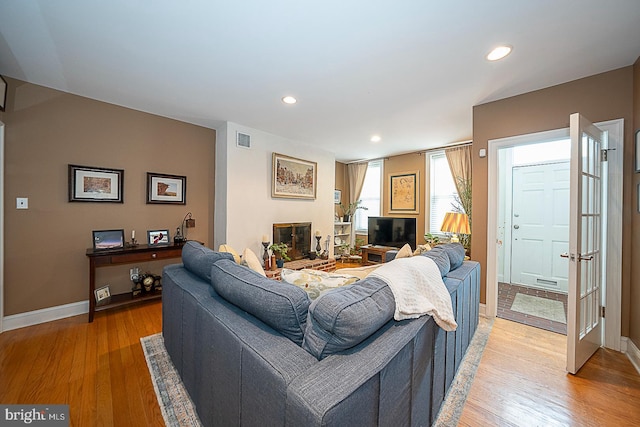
[1,301,639,426]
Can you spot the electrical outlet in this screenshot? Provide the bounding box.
[16,198,28,209]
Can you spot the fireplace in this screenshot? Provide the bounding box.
[273,222,311,260]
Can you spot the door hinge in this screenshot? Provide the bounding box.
[601,149,608,162]
[601,306,606,318]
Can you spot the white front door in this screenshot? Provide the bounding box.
[511,162,570,292]
[566,113,605,374]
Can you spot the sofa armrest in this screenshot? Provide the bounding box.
[286,316,432,426]
[384,250,398,262]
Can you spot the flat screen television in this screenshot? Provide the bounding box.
[367,217,417,250]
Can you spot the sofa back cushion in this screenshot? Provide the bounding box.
[182,241,234,282]
[211,259,310,346]
[421,246,451,277]
[302,276,395,360]
[441,243,466,270]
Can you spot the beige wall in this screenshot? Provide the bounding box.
[631,58,640,347]
[472,66,636,337]
[334,161,348,218]
[2,78,216,316]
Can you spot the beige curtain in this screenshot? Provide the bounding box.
[445,145,472,201]
[347,162,368,205]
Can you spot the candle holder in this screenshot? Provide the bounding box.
[262,241,270,268]
[130,238,138,247]
[315,235,322,253]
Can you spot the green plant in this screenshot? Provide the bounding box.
[269,242,291,261]
[451,176,472,254]
[339,200,368,217]
[424,233,441,246]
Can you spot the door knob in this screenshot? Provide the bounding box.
[513,225,520,229]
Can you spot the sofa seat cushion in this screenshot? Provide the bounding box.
[302,276,395,360]
[211,259,311,346]
[182,241,234,282]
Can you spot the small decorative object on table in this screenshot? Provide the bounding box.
[269,242,291,268]
[315,230,322,253]
[262,235,270,268]
[94,285,111,304]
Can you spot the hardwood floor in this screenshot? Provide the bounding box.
[1,301,639,426]
[459,318,640,426]
[0,301,164,426]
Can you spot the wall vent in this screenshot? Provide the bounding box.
[236,132,251,149]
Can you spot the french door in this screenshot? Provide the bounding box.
[566,113,605,374]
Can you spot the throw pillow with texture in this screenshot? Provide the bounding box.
[182,241,234,282]
[413,243,432,256]
[211,259,310,346]
[218,244,241,263]
[242,247,266,277]
[302,276,395,360]
[396,243,413,259]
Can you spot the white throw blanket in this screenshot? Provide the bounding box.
[369,256,458,331]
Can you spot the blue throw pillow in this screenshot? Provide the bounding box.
[441,243,466,270]
[211,259,310,346]
[182,241,234,282]
[302,276,395,360]
[421,246,451,277]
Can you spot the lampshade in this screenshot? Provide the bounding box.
[440,212,470,235]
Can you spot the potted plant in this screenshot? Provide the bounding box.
[269,242,291,268]
[339,200,368,222]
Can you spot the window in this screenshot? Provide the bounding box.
[354,160,382,233]
[429,152,459,234]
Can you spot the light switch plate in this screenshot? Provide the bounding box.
[16,197,28,209]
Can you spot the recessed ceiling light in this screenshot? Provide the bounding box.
[486,45,512,61]
[282,96,297,104]
[370,135,381,143]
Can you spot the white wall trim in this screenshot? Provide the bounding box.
[622,337,640,376]
[2,301,88,331]
[479,303,486,318]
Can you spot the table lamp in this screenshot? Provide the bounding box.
[440,212,470,243]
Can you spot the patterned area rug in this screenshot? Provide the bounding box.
[511,293,567,323]
[142,317,493,427]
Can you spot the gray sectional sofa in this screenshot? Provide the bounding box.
[162,241,480,426]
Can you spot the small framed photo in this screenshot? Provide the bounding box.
[94,285,111,303]
[69,164,124,203]
[148,229,170,245]
[92,229,125,250]
[334,189,342,204]
[147,172,186,204]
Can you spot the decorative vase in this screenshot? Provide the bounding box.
[276,259,285,268]
[309,252,317,260]
[270,255,276,271]
[343,215,350,223]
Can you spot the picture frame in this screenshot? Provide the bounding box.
[272,153,317,200]
[69,164,124,203]
[0,75,7,112]
[94,285,111,303]
[92,229,125,250]
[635,130,640,173]
[148,229,170,245]
[334,189,342,204]
[147,172,186,204]
[388,170,419,214]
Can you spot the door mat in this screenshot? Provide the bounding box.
[511,293,566,323]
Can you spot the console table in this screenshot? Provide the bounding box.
[86,243,184,322]
[361,245,398,265]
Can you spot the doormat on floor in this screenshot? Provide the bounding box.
[511,293,566,323]
[142,317,494,427]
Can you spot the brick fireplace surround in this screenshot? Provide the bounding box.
[265,257,336,281]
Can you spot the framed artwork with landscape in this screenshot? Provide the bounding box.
[92,229,125,250]
[69,164,124,203]
[147,172,186,204]
[272,153,317,200]
[148,229,170,245]
[388,170,419,214]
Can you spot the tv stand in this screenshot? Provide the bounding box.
[361,245,398,265]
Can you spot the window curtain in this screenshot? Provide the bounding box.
[347,162,368,205]
[445,144,472,219]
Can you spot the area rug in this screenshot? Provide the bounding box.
[510,293,566,323]
[142,317,493,427]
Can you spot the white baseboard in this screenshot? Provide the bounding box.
[2,300,89,332]
[479,303,487,318]
[622,336,640,375]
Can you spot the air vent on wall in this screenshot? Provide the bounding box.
[236,132,251,149]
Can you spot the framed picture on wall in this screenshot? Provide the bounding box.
[635,130,640,173]
[147,172,186,204]
[70,165,124,203]
[334,189,341,204]
[271,153,317,200]
[0,75,7,112]
[388,171,419,214]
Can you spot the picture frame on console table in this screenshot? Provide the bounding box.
[272,153,317,200]
[388,170,419,214]
[92,229,125,250]
[146,172,186,204]
[69,164,124,203]
[148,229,170,245]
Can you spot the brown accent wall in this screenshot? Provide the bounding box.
[334,161,348,218]
[631,58,640,347]
[2,78,216,316]
[472,66,635,336]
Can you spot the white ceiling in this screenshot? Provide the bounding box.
[1,1,639,162]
